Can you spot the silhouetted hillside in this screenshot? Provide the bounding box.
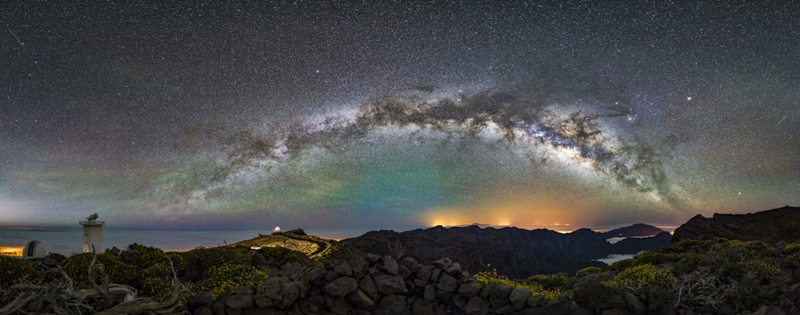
[672,206,800,244]
[342,224,671,278]
[600,223,665,238]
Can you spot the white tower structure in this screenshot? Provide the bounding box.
[79,213,105,253]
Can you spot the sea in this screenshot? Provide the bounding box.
[0,226,405,257]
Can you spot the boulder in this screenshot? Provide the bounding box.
[377,256,400,275]
[464,296,490,315]
[526,294,544,307]
[226,294,254,310]
[411,298,435,315]
[308,267,328,286]
[433,258,453,270]
[359,274,380,300]
[573,284,627,310]
[623,293,645,315]
[445,262,462,276]
[334,262,353,277]
[347,289,375,311]
[376,294,410,315]
[255,277,288,308]
[374,274,409,295]
[194,306,213,315]
[279,281,304,308]
[509,288,533,310]
[458,281,483,298]
[324,276,359,297]
[424,284,436,300]
[437,273,459,292]
[188,291,213,311]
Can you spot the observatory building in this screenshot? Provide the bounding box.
[22,240,46,259]
[79,213,105,253]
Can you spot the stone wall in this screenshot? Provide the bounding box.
[186,254,591,315]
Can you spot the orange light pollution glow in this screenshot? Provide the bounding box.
[0,246,23,257]
[422,204,584,232]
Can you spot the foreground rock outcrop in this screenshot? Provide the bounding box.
[185,255,598,315]
[672,206,800,244]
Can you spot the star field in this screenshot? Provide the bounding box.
[1,1,798,230]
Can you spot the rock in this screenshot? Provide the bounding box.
[567,304,595,315]
[433,258,453,270]
[424,284,436,300]
[194,306,213,315]
[326,296,349,315]
[347,289,375,311]
[234,286,255,295]
[602,308,634,315]
[359,275,380,300]
[753,306,786,315]
[641,286,671,312]
[458,281,483,298]
[623,293,646,315]
[493,284,514,300]
[374,274,409,295]
[226,294,254,310]
[378,256,400,275]
[464,296,490,315]
[324,276,359,296]
[430,268,442,282]
[398,265,413,278]
[325,270,340,281]
[308,267,328,286]
[494,304,516,314]
[437,273,459,292]
[413,265,432,281]
[445,262,462,276]
[376,294,410,315]
[227,308,242,315]
[255,277,288,308]
[527,294,544,307]
[522,296,572,315]
[509,287,533,310]
[279,281,304,308]
[411,298,435,315]
[654,304,677,315]
[413,278,427,287]
[334,262,353,277]
[573,284,627,310]
[366,253,382,265]
[188,291,213,311]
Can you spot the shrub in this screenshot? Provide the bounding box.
[62,252,137,285]
[141,262,175,301]
[191,263,268,299]
[603,264,675,291]
[784,241,800,254]
[474,269,561,300]
[526,273,571,290]
[629,252,681,267]
[0,256,37,287]
[575,266,603,278]
[671,253,711,276]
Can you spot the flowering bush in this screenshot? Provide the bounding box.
[474,269,561,300]
[603,264,675,291]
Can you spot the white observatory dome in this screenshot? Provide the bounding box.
[22,240,47,259]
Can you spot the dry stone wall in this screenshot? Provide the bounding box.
[186,254,591,315]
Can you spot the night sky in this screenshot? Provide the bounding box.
[1,1,798,231]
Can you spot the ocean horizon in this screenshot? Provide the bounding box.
[0,223,678,257]
[0,226,412,256]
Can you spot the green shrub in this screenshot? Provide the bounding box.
[62,252,137,285]
[575,266,603,278]
[603,264,675,291]
[629,252,681,267]
[190,263,268,299]
[525,273,571,290]
[141,262,175,301]
[0,256,37,287]
[474,269,561,300]
[784,241,800,254]
[671,253,711,276]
